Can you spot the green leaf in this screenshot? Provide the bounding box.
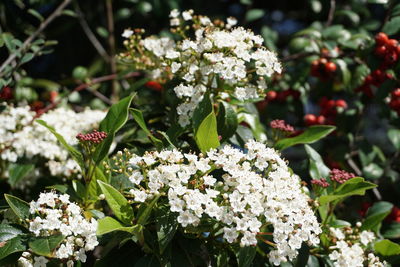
[20,53,34,64]
[245,9,265,22]
[137,196,160,226]
[97,181,134,225]
[0,237,26,260]
[2,33,15,52]
[156,206,178,254]
[130,108,163,149]
[8,164,34,187]
[28,9,44,22]
[97,216,140,235]
[305,145,331,180]
[4,194,30,220]
[235,246,256,267]
[192,93,212,131]
[362,163,384,180]
[195,111,220,153]
[28,234,64,257]
[383,223,400,239]
[374,239,400,256]
[336,59,351,87]
[275,125,336,151]
[318,177,377,205]
[0,225,23,242]
[361,201,393,231]
[94,95,134,164]
[382,16,400,35]
[36,120,84,169]
[388,129,400,150]
[217,102,238,143]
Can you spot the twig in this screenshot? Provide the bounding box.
[325,0,336,27]
[74,1,110,62]
[0,0,72,77]
[105,0,118,102]
[85,87,113,105]
[33,71,141,120]
[281,52,316,62]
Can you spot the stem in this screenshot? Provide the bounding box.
[74,1,110,62]
[325,0,336,27]
[0,0,72,77]
[105,0,118,102]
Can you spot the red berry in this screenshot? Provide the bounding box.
[0,86,13,100]
[317,115,326,125]
[374,45,387,57]
[145,81,163,92]
[325,62,337,73]
[326,99,336,109]
[304,114,317,126]
[387,39,399,50]
[389,99,400,110]
[391,88,400,98]
[335,99,347,108]
[311,60,320,77]
[266,91,277,101]
[364,75,373,85]
[385,51,398,64]
[375,32,389,46]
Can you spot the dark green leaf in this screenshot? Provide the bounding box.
[156,207,178,254]
[97,181,134,225]
[245,9,265,22]
[382,16,400,35]
[382,223,400,239]
[275,125,336,151]
[28,9,44,22]
[4,194,30,220]
[318,177,377,205]
[8,164,34,187]
[94,95,134,164]
[0,237,26,260]
[388,129,400,150]
[130,108,163,149]
[137,196,160,226]
[36,120,84,169]
[361,201,393,231]
[217,102,238,143]
[28,234,64,257]
[235,246,256,267]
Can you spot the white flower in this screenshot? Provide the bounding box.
[33,256,48,267]
[360,230,375,246]
[169,9,179,18]
[122,29,133,38]
[182,10,193,21]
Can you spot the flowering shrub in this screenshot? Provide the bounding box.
[1,1,400,266]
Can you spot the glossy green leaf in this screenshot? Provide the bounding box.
[94,95,134,164]
[235,246,256,267]
[8,164,34,187]
[192,93,212,131]
[305,144,331,179]
[4,194,30,220]
[97,181,134,225]
[382,16,400,35]
[97,216,140,235]
[382,223,400,239]
[36,120,84,169]
[0,225,23,242]
[130,108,163,149]
[0,236,26,260]
[275,125,336,151]
[374,239,400,256]
[361,201,393,231]
[195,111,220,153]
[28,234,64,257]
[137,196,160,226]
[156,206,178,254]
[318,177,377,205]
[217,102,238,143]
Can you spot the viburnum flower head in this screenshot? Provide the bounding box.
[114,140,321,265]
[120,10,282,127]
[25,192,98,264]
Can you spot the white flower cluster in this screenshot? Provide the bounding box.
[119,140,320,265]
[0,103,105,178]
[121,10,281,127]
[328,226,386,267]
[25,192,98,265]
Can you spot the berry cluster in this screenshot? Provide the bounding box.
[269,119,294,133]
[374,32,399,67]
[304,98,347,126]
[310,58,337,80]
[311,178,329,188]
[330,168,356,184]
[76,130,107,144]
[389,88,400,116]
[356,32,398,97]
